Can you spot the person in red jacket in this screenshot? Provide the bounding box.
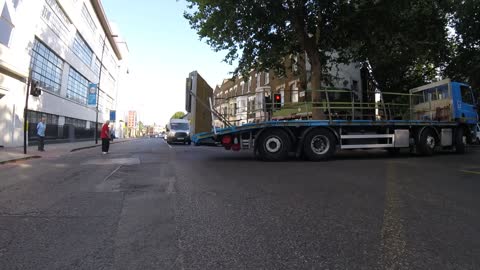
[101,120,111,154]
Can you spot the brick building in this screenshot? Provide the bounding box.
[213,53,363,127]
[127,110,137,128]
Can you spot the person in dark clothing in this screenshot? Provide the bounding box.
[101,120,111,154]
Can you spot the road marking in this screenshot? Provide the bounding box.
[103,165,122,181]
[460,169,480,175]
[166,176,176,194]
[162,139,172,149]
[381,162,406,269]
[83,158,140,166]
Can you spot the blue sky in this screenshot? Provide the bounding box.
[102,0,234,125]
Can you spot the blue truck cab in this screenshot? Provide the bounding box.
[411,79,478,124]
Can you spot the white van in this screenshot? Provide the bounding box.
[476,123,480,144]
[166,119,191,144]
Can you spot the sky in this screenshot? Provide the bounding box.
[101,0,235,126]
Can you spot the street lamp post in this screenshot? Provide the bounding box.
[94,34,117,144]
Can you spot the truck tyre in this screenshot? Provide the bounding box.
[257,129,291,161]
[417,129,436,156]
[303,129,336,161]
[455,127,466,154]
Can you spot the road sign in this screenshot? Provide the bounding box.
[110,110,116,121]
[88,83,97,107]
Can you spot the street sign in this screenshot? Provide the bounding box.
[88,83,97,107]
[110,110,116,121]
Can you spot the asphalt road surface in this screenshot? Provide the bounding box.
[0,139,479,269]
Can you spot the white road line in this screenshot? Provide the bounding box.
[166,176,176,194]
[162,139,173,149]
[103,165,122,181]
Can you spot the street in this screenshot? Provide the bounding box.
[0,139,479,269]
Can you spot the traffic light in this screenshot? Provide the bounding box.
[265,95,272,112]
[273,93,281,109]
[30,80,42,97]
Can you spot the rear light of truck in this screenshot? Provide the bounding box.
[221,135,232,146]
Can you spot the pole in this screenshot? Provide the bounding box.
[23,73,32,154]
[95,35,107,144]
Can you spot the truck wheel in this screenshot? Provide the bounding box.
[303,129,336,161]
[455,127,466,154]
[417,129,436,156]
[257,129,291,161]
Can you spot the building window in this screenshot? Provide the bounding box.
[41,0,71,43]
[247,77,252,92]
[73,31,93,66]
[67,68,89,104]
[99,91,113,113]
[27,110,59,125]
[93,57,101,75]
[460,85,474,105]
[31,39,63,93]
[291,84,299,103]
[81,3,96,33]
[256,72,261,88]
[65,117,86,128]
[265,72,270,85]
[0,3,14,46]
[241,82,245,94]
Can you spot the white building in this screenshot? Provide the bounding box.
[0,0,128,147]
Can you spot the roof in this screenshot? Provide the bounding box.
[90,0,122,60]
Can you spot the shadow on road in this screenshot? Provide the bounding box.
[201,148,479,162]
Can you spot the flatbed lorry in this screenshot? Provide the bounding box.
[192,79,478,161]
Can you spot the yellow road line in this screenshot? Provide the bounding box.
[459,170,480,175]
[381,162,406,269]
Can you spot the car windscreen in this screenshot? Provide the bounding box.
[171,123,189,130]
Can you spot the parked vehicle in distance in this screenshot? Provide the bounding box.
[166,118,191,145]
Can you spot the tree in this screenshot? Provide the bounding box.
[339,0,452,94]
[171,111,186,119]
[185,0,343,119]
[138,121,144,136]
[184,0,455,119]
[446,0,480,90]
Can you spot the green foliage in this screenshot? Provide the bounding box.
[184,0,478,95]
[446,0,480,90]
[171,111,186,119]
[339,0,451,93]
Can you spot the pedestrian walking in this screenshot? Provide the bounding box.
[37,116,46,151]
[101,120,111,154]
[110,124,115,142]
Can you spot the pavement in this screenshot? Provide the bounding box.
[0,138,479,269]
[0,138,133,164]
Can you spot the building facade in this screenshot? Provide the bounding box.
[0,0,128,147]
[213,53,363,127]
[127,110,136,129]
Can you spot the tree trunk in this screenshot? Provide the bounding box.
[310,55,326,120]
